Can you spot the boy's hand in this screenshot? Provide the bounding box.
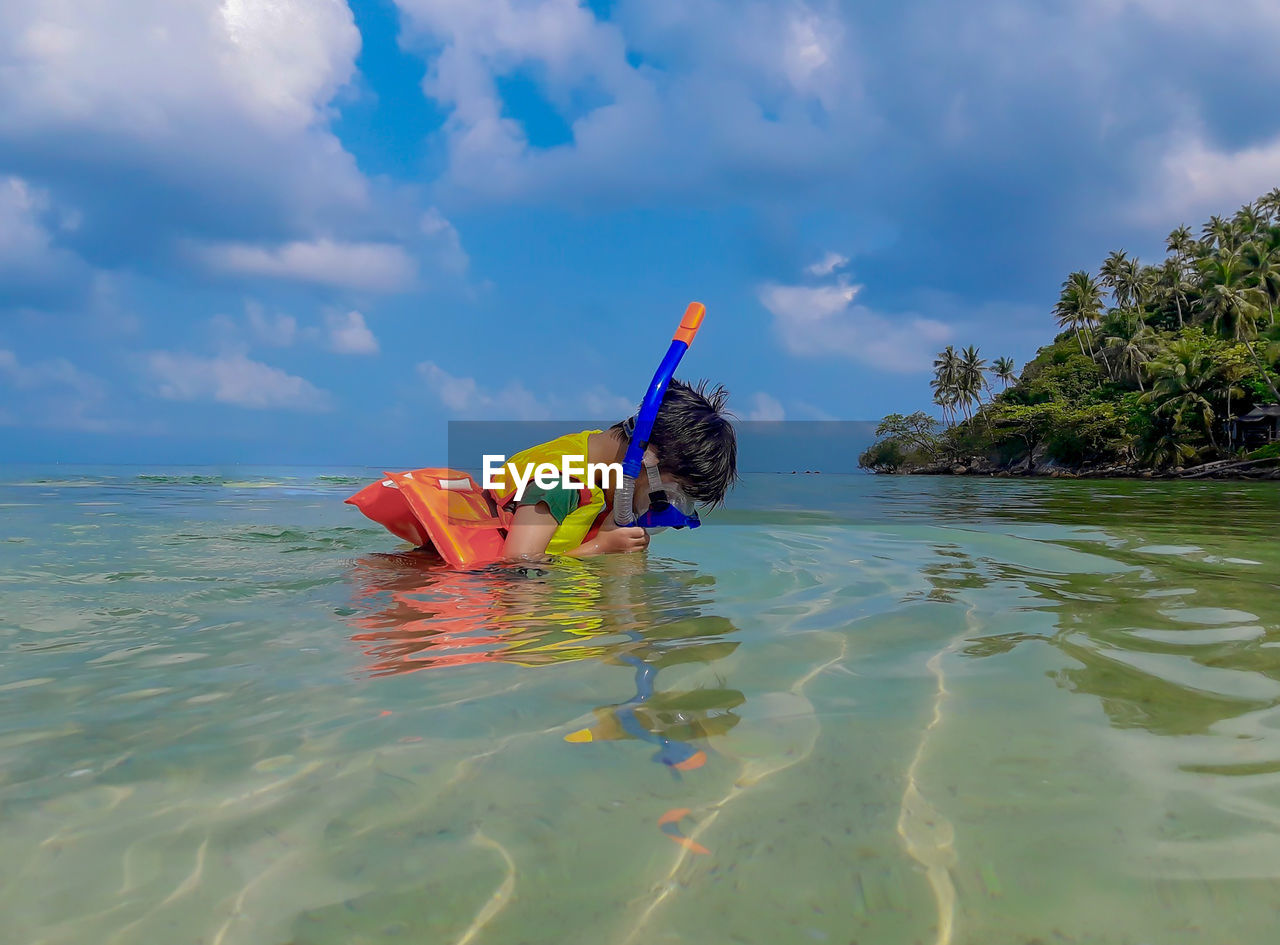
[596,523,650,554]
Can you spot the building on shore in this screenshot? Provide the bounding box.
[1229,405,1280,450]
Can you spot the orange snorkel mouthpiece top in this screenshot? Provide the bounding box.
[673,301,705,346]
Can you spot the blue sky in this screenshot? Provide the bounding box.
[3,0,1279,465]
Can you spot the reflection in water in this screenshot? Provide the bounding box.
[344,552,742,776]
[906,481,1280,927]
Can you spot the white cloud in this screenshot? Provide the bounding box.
[0,347,142,432]
[417,360,632,420]
[781,9,842,105]
[218,0,361,132]
[208,302,380,358]
[577,387,637,419]
[1092,0,1280,38]
[0,0,368,255]
[244,301,299,347]
[761,279,860,321]
[325,310,379,355]
[0,176,87,301]
[745,392,786,421]
[0,177,51,261]
[197,239,417,291]
[393,0,857,203]
[1135,130,1280,225]
[806,251,849,277]
[1,0,359,133]
[147,352,330,410]
[758,276,951,373]
[418,361,544,418]
[421,207,470,274]
[790,401,838,421]
[0,347,101,396]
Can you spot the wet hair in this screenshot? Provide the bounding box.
[612,379,738,506]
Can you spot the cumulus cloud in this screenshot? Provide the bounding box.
[806,252,849,277]
[421,208,470,274]
[0,176,89,306]
[325,310,379,355]
[0,348,101,396]
[758,270,951,373]
[417,361,632,420]
[394,0,857,203]
[745,392,786,421]
[197,239,417,291]
[0,347,143,432]
[147,352,330,410]
[0,0,368,266]
[393,0,1280,277]
[244,301,299,347]
[1134,130,1280,225]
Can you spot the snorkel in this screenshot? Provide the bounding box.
[613,302,706,528]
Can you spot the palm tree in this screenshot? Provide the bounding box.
[1233,203,1264,235]
[1102,311,1155,390]
[1244,240,1280,327]
[1100,250,1130,308]
[1197,254,1280,403]
[1054,270,1105,358]
[1156,257,1190,328]
[958,345,987,419]
[1141,431,1197,470]
[1142,338,1234,453]
[1199,254,1260,340]
[1127,262,1155,316]
[931,346,961,426]
[1259,188,1280,225]
[1202,215,1238,252]
[1166,225,1195,260]
[992,356,1017,389]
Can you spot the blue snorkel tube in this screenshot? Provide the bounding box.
[614,302,706,527]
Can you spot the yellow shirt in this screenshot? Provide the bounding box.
[488,429,608,554]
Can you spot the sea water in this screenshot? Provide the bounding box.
[2,468,1279,945]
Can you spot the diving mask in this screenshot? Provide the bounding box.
[634,462,700,533]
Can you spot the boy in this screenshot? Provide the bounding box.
[498,380,737,560]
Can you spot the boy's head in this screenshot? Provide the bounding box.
[612,379,738,506]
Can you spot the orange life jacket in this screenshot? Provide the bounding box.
[346,430,609,568]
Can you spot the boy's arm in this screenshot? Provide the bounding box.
[563,517,649,557]
[500,502,560,559]
[501,503,650,559]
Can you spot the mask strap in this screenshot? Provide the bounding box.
[644,462,664,495]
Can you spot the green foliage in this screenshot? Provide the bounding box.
[860,411,947,472]
[1244,375,1280,404]
[858,438,908,473]
[1141,433,1197,470]
[868,188,1280,473]
[980,401,1131,466]
[873,411,942,458]
[1042,403,1130,466]
[1246,443,1280,460]
[1007,340,1102,405]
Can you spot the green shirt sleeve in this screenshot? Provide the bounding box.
[516,482,581,524]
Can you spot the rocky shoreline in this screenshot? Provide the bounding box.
[896,454,1280,480]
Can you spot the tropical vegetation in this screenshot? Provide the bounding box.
[860,188,1280,474]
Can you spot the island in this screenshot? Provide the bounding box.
[860,188,1280,480]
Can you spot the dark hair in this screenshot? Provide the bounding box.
[612,379,738,506]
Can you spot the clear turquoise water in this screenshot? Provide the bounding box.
[2,468,1279,945]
